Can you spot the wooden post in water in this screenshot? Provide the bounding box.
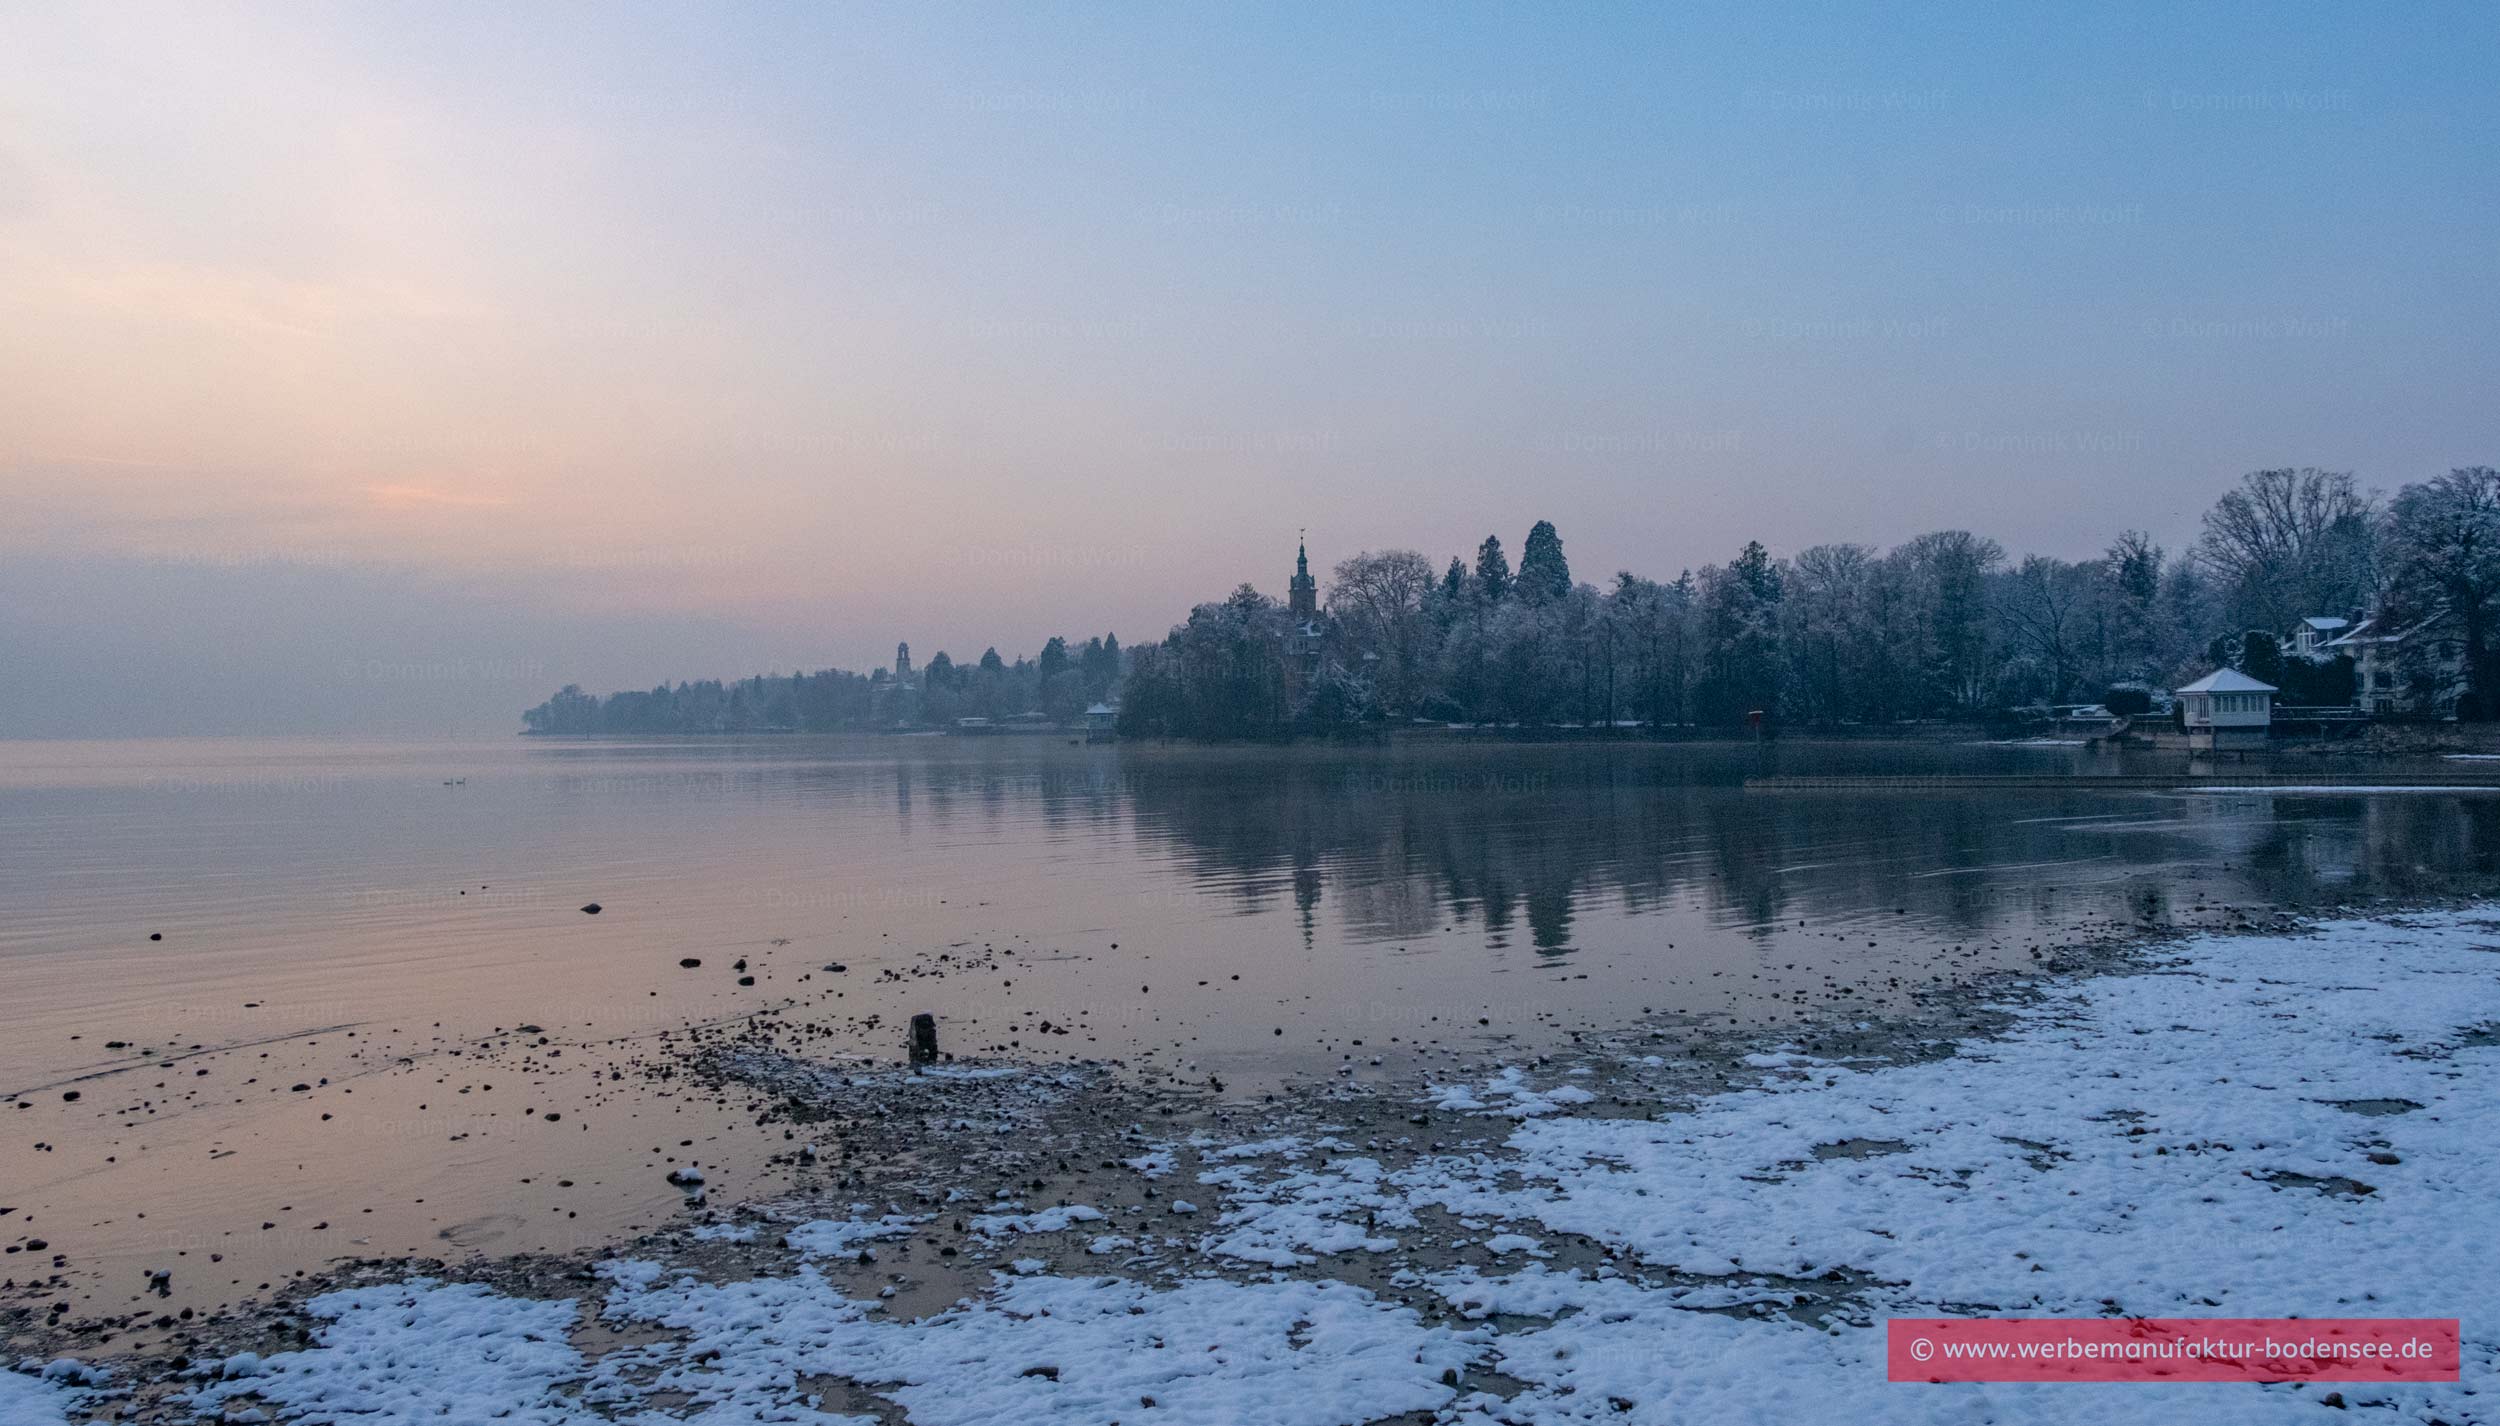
[909,1012,939,1069]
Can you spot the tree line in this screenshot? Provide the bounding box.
[1120,465,2500,738]
[521,634,1121,734]
[524,464,2498,738]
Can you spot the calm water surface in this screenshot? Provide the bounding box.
[4,734,2497,1322]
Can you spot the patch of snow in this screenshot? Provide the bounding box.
[1209,1136,1306,1160]
[593,1266,1473,1426]
[0,1366,90,1426]
[1198,1156,1403,1267]
[191,1281,582,1424]
[783,1214,923,1258]
[1426,1065,1600,1118]
[967,1204,1106,1238]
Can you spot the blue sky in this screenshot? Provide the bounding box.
[2,1,2494,731]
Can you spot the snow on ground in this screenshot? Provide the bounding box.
[163,911,2500,1424]
[966,1204,1106,1238]
[581,1267,1475,1426]
[1426,1065,1600,1118]
[0,1362,100,1426]
[1197,1153,1406,1267]
[191,1281,584,1424]
[782,1213,925,1259]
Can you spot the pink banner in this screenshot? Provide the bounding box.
[1887,1317,2461,1383]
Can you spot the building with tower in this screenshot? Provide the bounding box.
[1284,533,1325,699]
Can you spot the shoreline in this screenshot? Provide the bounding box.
[10,894,2496,1422]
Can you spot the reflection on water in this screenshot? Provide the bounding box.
[7,737,2499,1000]
[1055,740,2500,951]
[5,733,2495,1093]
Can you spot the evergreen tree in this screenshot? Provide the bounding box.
[1475,536,1512,602]
[1516,520,1572,604]
[2239,631,2286,689]
[1730,540,1782,603]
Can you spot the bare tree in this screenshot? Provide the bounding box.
[1896,530,2004,712]
[1996,556,2096,702]
[2195,468,2378,632]
[1785,543,1877,723]
[1326,549,1438,714]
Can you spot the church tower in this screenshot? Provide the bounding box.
[1285,532,1323,696]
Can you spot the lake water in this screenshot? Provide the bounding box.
[6,733,2499,1324]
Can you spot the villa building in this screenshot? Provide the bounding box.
[2325,615,2468,717]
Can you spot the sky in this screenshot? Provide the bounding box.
[3,2,2496,735]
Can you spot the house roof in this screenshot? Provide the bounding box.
[2328,613,2449,648]
[2301,616,2349,631]
[2174,668,2278,695]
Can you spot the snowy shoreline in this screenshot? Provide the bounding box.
[14,908,2500,1424]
